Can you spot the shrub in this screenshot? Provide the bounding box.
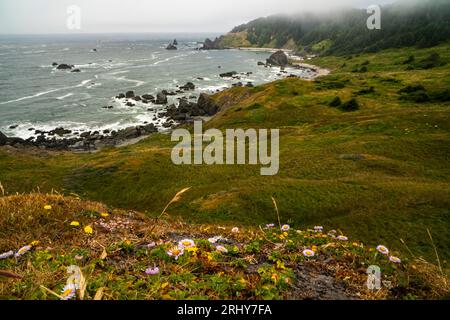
[398,85,425,94]
[340,98,360,111]
[329,96,342,107]
[356,86,375,95]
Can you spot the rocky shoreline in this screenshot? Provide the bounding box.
[0,51,326,153]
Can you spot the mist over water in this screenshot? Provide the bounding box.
[0,34,312,139]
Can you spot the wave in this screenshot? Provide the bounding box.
[56,93,74,100]
[0,79,92,105]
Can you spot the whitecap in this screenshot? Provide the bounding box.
[56,93,74,100]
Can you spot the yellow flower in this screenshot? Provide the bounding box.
[70,221,80,227]
[100,213,109,218]
[161,282,169,289]
[271,273,279,282]
[84,226,93,234]
[44,205,52,210]
[30,240,40,247]
[185,247,198,254]
[312,245,318,252]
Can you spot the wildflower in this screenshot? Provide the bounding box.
[100,213,109,218]
[216,245,228,254]
[15,245,31,257]
[231,227,239,233]
[337,235,348,241]
[178,239,195,249]
[60,284,76,300]
[265,223,275,229]
[376,245,389,255]
[30,241,40,247]
[0,250,14,260]
[314,226,324,232]
[44,205,52,210]
[303,249,315,257]
[147,242,156,248]
[271,273,279,282]
[281,224,290,232]
[208,236,222,244]
[167,246,184,260]
[84,225,93,234]
[70,221,80,227]
[389,256,401,264]
[145,267,160,275]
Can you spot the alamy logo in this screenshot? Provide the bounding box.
[66,5,81,30]
[171,121,279,176]
[367,5,381,30]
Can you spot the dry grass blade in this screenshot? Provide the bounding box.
[426,228,445,284]
[0,182,5,196]
[100,248,107,260]
[271,197,281,229]
[94,287,105,300]
[149,187,191,233]
[40,285,63,300]
[78,270,87,300]
[0,270,22,279]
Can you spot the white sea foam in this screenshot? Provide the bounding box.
[56,93,74,100]
[0,79,92,105]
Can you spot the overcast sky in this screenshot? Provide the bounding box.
[0,0,399,34]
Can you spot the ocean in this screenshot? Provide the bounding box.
[0,33,312,139]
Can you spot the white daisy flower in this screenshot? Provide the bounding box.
[60,284,77,300]
[376,245,389,255]
[216,245,228,254]
[178,239,195,249]
[0,250,14,260]
[15,245,31,257]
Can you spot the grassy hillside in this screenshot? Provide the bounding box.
[0,43,449,269]
[0,193,447,299]
[226,0,450,54]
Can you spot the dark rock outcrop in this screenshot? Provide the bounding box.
[155,92,168,105]
[220,71,238,78]
[197,93,219,116]
[0,131,7,146]
[125,91,135,98]
[56,64,74,70]
[166,44,177,50]
[266,50,289,67]
[180,82,195,90]
[201,37,226,50]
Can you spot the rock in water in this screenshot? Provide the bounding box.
[180,82,195,90]
[219,71,237,78]
[0,131,7,146]
[201,37,225,50]
[166,43,177,50]
[56,63,74,70]
[155,92,168,104]
[125,91,135,98]
[266,50,289,67]
[173,39,178,46]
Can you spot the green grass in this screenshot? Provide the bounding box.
[1,43,449,266]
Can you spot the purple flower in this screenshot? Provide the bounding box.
[145,267,160,275]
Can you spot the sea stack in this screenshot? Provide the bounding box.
[266,50,289,67]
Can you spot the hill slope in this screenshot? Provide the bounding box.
[0,43,449,267]
[213,0,450,55]
[0,193,448,299]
